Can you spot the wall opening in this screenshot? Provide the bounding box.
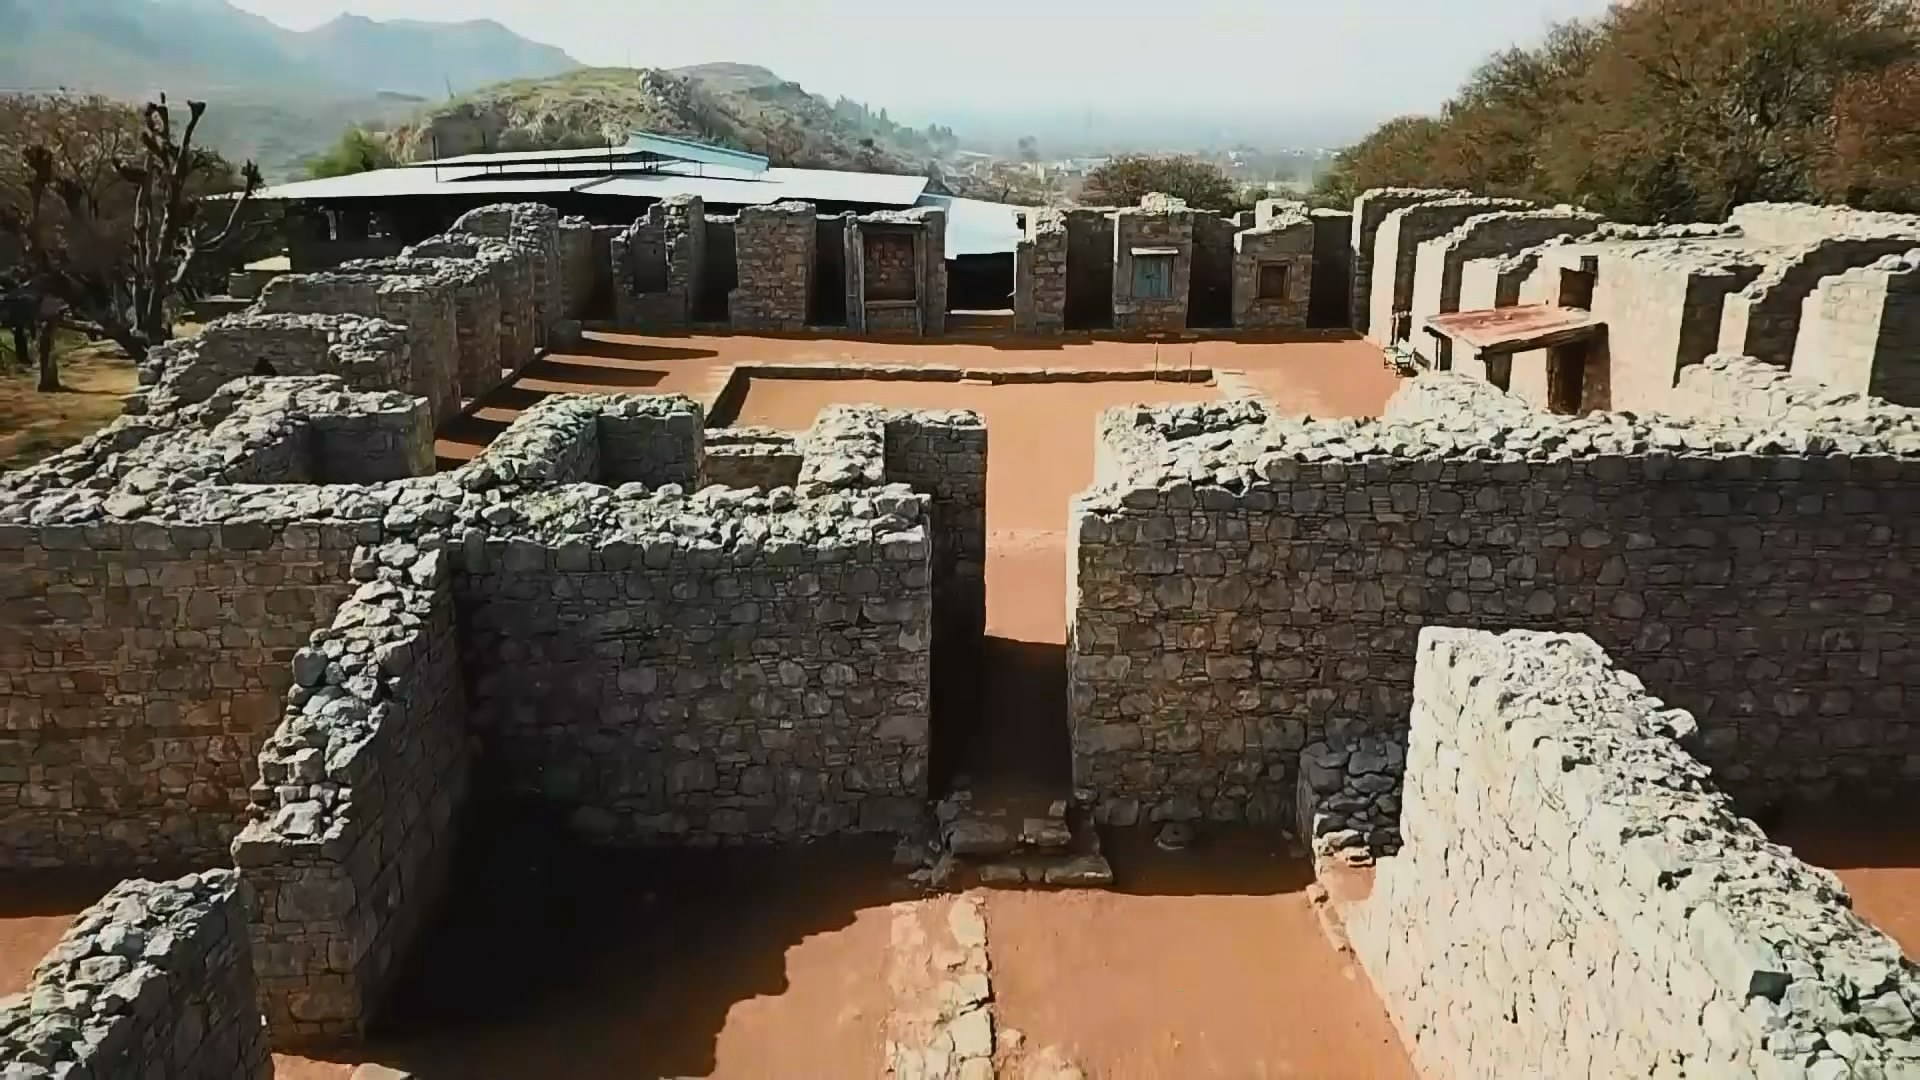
[863,230,919,302]
[810,217,848,326]
[1064,215,1115,331]
[1131,254,1175,300]
[1258,263,1292,301]
[1547,344,1587,414]
[1188,217,1236,329]
[1558,268,1596,309]
[949,254,1015,311]
[695,218,735,324]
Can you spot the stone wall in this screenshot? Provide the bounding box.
[1231,212,1314,330]
[257,272,461,426]
[0,381,434,871]
[1112,195,1194,333]
[1308,209,1352,329]
[1672,352,1916,424]
[1350,628,1920,1078]
[1516,237,1764,413]
[404,232,532,391]
[458,483,933,844]
[611,195,706,329]
[232,543,468,1046]
[1716,236,1920,369]
[1729,202,1920,247]
[881,409,989,655]
[1368,197,1535,347]
[1407,208,1602,365]
[1792,248,1920,406]
[1066,376,1920,839]
[450,203,561,349]
[1014,210,1067,335]
[1349,188,1471,335]
[0,870,271,1077]
[336,255,503,406]
[702,427,804,490]
[131,313,411,415]
[732,201,814,332]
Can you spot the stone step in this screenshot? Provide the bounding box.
[915,788,1114,890]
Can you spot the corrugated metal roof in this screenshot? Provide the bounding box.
[254,162,930,208]
[917,194,1031,257]
[625,132,770,173]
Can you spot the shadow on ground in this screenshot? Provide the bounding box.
[309,802,906,1078]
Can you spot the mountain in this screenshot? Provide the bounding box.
[0,0,581,175]
[379,66,962,176]
[0,0,579,100]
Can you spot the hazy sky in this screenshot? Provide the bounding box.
[228,0,1614,126]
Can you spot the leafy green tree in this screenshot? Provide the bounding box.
[1084,154,1244,211]
[304,128,397,179]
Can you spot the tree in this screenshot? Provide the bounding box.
[0,94,262,375]
[1311,0,1920,223]
[304,128,397,179]
[1083,154,1244,210]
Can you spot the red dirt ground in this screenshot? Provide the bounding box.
[989,831,1415,1080]
[1771,802,1920,959]
[435,330,1398,466]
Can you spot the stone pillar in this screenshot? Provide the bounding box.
[731,201,815,332]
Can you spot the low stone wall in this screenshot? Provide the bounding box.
[257,272,461,426]
[1673,352,1919,426]
[337,255,503,405]
[1793,247,1920,406]
[0,381,440,868]
[1729,201,1920,247]
[405,232,533,389]
[1715,236,1920,370]
[732,201,814,331]
[458,482,933,844]
[1350,628,1920,1077]
[131,312,411,415]
[0,870,271,1077]
[451,203,561,348]
[702,427,804,490]
[1067,375,1920,843]
[231,544,469,1046]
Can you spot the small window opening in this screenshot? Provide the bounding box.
[1257,263,1291,301]
[1132,254,1174,300]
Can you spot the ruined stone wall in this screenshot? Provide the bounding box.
[1350,628,1920,1078]
[1793,248,1920,406]
[257,272,461,425]
[1014,210,1067,334]
[132,313,411,415]
[1518,241,1764,413]
[1231,214,1314,330]
[1349,188,1471,335]
[1067,379,1920,836]
[1063,208,1115,331]
[1369,197,1535,347]
[0,871,271,1077]
[1112,196,1194,333]
[336,255,502,406]
[0,381,434,870]
[232,544,468,1046]
[458,488,933,844]
[1672,352,1916,425]
[1716,236,1920,369]
[404,232,532,390]
[701,427,804,490]
[1408,209,1602,364]
[1308,209,1352,329]
[1729,202,1920,247]
[611,196,707,329]
[451,202,561,348]
[881,410,988,652]
[732,201,814,332]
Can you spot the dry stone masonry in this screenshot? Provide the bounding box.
[1068,372,1920,855]
[0,870,270,1078]
[1350,629,1920,1078]
[1794,248,1920,406]
[731,201,816,332]
[130,313,412,416]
